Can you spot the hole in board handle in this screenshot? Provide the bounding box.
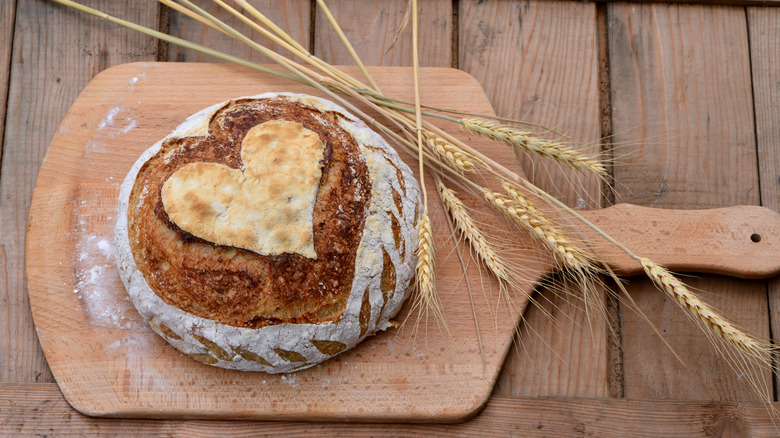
[750,233,762,243]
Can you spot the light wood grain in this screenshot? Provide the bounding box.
[608,3,768,401]
[167,0,311,63]
[4,383,780,437]
[580,204,780,279]
[459,0,603,208]
[314,0,452,67]
[459,0,607,399]
[749,8,780,400]
[0,0,159,385]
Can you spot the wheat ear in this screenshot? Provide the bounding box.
[484,188,593,273]
[426,134,479,173]
[461,118,607,177]
[412,210,448,332]
[640,258,770,363]
[437,180,511,284]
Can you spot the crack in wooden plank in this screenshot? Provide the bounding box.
[597,1,625,400]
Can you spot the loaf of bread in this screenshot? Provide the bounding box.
[115,93,421,372]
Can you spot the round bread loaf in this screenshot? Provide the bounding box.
[115,93,421,373]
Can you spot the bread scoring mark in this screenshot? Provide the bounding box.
[378,246,396,319]
[157,322,183,341]
[359,285,371,337]
[311,340,347,356]
[390,192,404,262]
[161,120,325,259]
[393,162,407,196]
[193,333,234,361]
[393,216,404,263]
[273,348,307,363]
[189,353,219,365]
[232,346,272,366]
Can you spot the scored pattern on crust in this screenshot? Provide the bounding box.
[115,93,420,372]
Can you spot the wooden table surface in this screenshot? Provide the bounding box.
[2,0,780,436]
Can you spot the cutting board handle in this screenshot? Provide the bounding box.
[578,204,780,279]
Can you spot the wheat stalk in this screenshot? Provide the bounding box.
[640,258,770,363]
[484,189,592,273]
[412,210,448,332]
[461,118,607,178]
[640,257,777,408]
[437,180,511,284]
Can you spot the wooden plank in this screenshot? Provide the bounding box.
[748,8,780,399]
[313,0,452,67]
[608,3,768,401]
[0,0,159,384]
[4,383,780,437]
[458,0,606,398]
[0,0,15,171]
[0,0,15,387]
[458,0,603,207]
[166,0,312,63]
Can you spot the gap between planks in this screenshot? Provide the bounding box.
[595,1,624,400]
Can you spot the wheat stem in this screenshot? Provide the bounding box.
[410,0,427,208]
[214,0,365,91]
[316,0,381,93]
[232,0,309,55]
[385,0,413,55]
[51,0,305,84]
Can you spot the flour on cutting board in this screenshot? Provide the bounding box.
[71,185,166,385]
[89,74,144,145]
[96,105,137,135]
[280,374,299,387]
[87,108,137,154]
[72,192,143,333]
[127,72,145,91]
[73,233,138,330]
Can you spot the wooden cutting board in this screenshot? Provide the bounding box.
[26,63,780,422]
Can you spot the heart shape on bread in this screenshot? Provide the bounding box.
[161,119,324,259]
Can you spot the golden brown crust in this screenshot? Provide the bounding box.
[127,98,372,328]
